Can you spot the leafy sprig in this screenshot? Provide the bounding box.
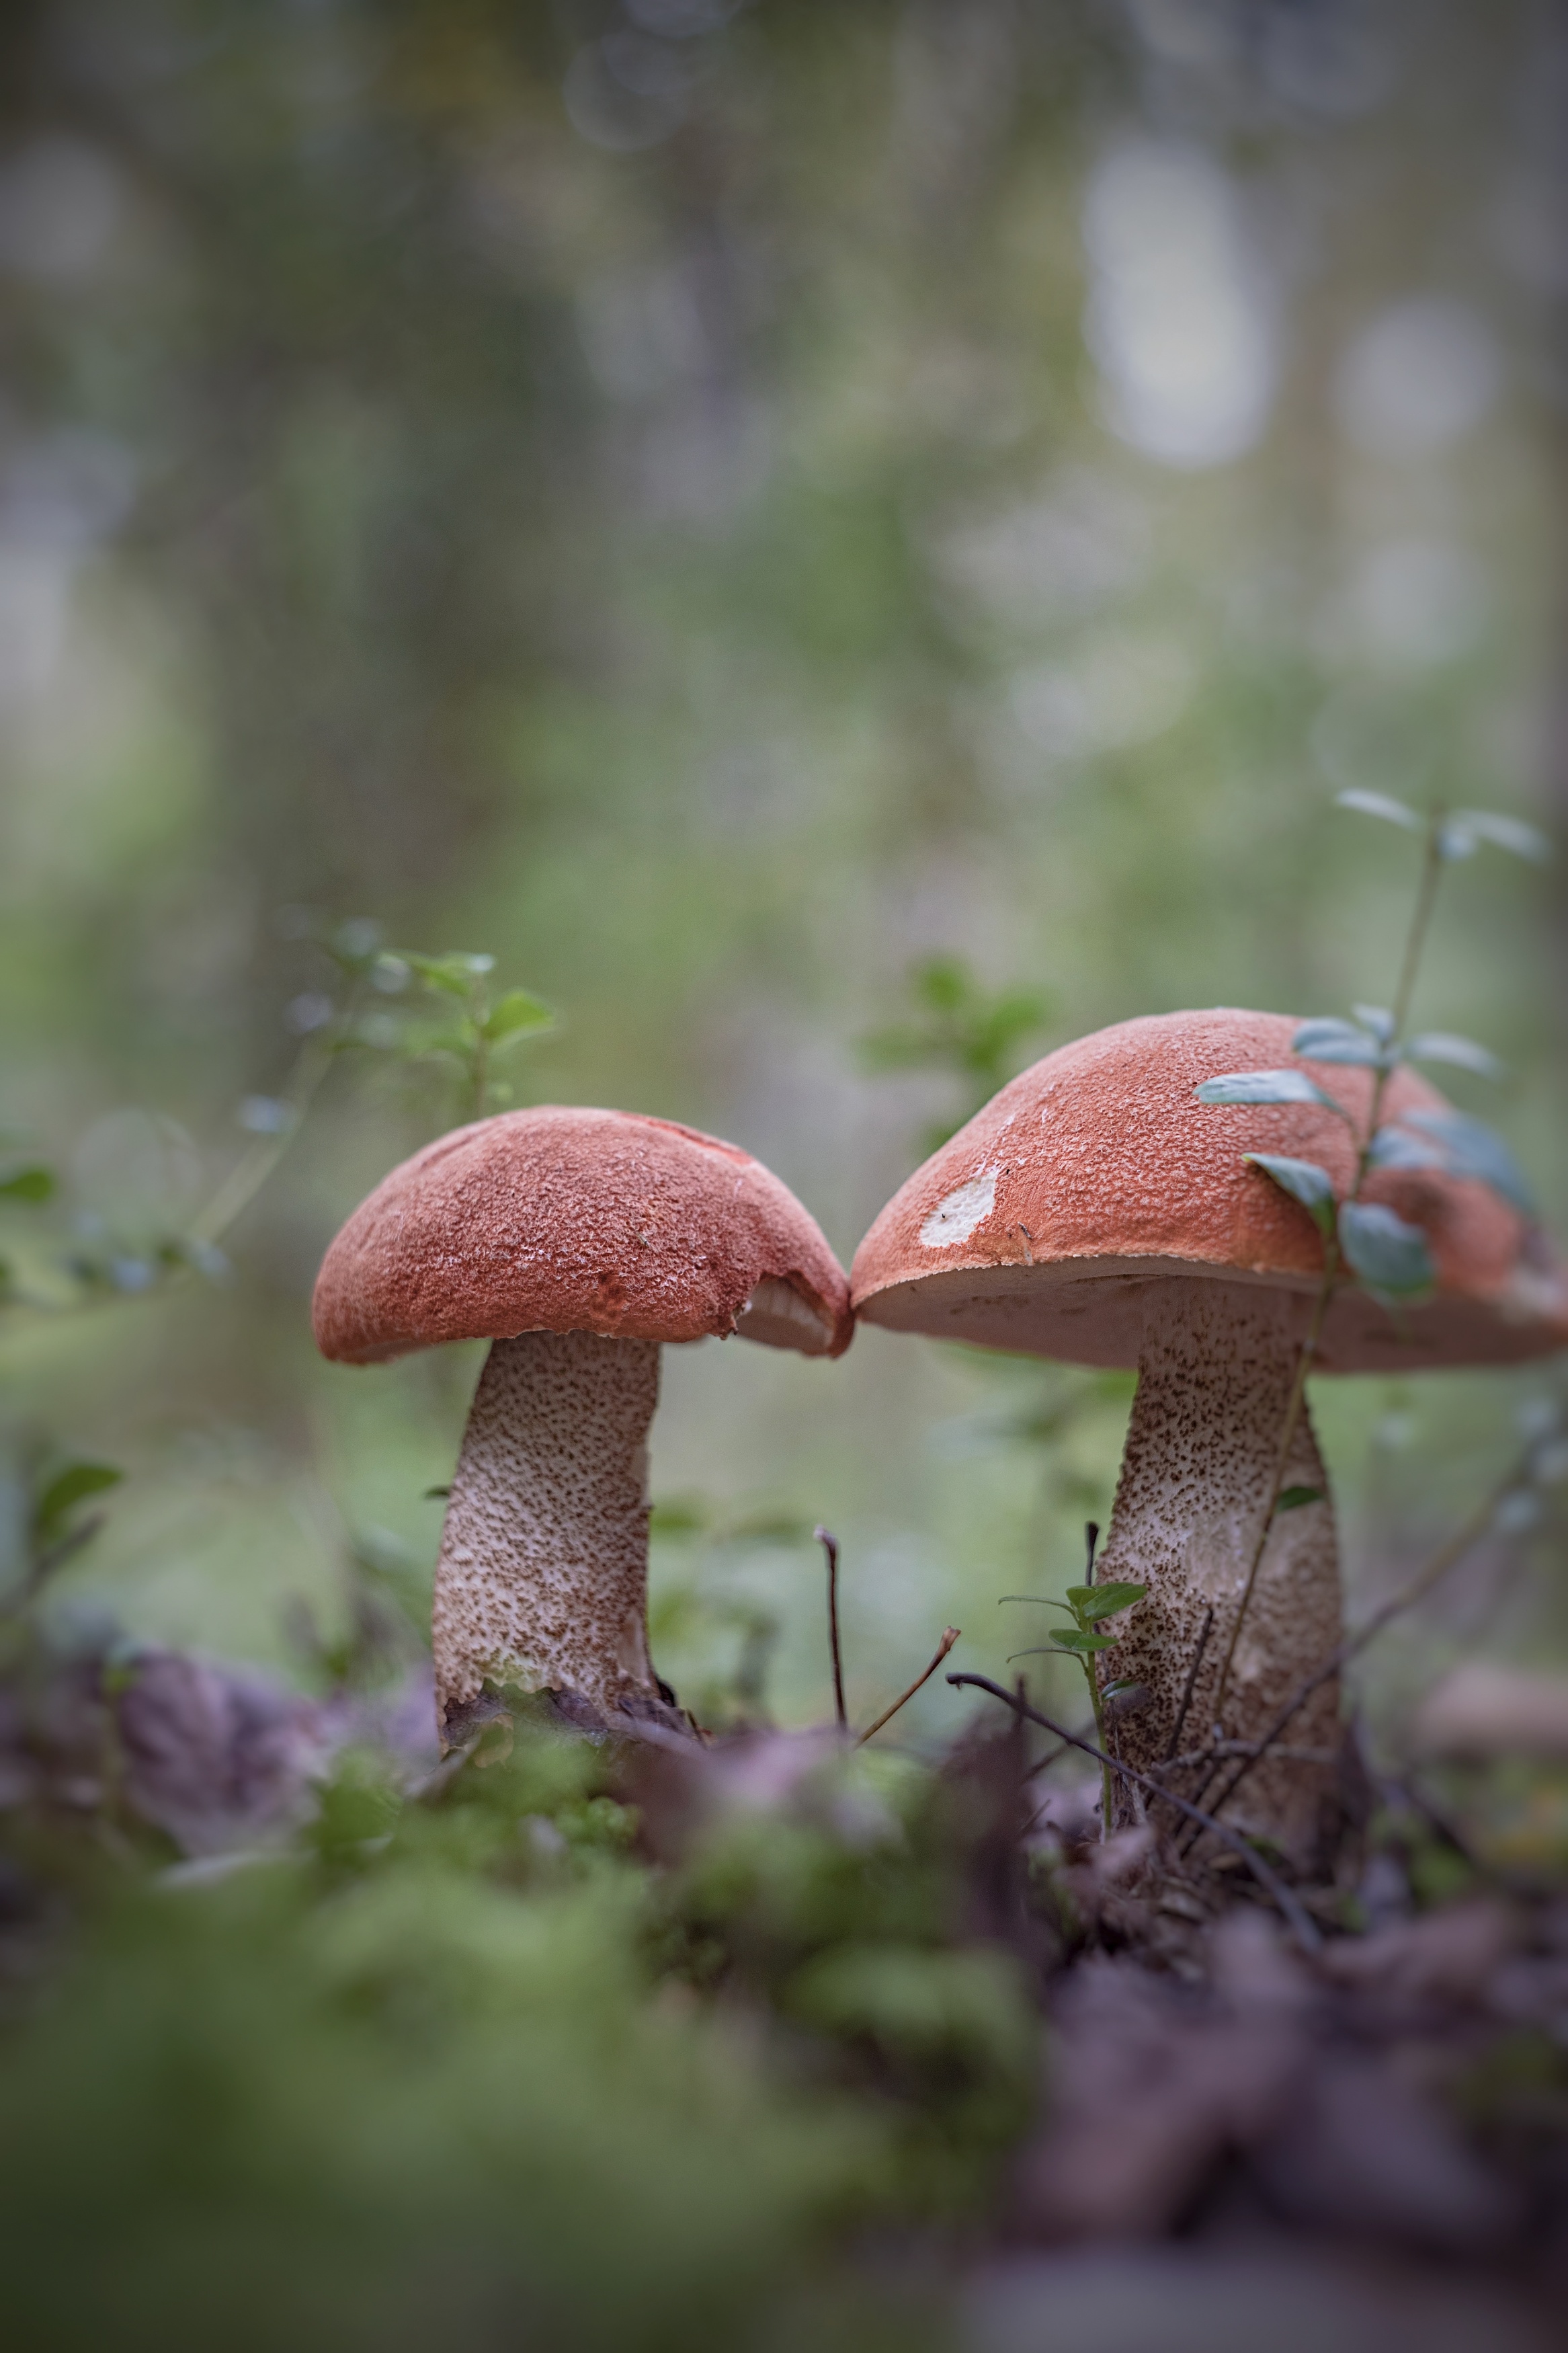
[1004,1524,1145,1833]
[1196,791,1548,1306]
[1192,790,1551,1719]
[1,917,554,1322]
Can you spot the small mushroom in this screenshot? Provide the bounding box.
[314,1107,851,1743]
[852,1010,1568,1864]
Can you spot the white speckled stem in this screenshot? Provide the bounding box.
[432,1330,664,1743]
[1093,1279,1343,1867]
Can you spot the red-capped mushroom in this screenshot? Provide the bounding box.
[315,1107,851,1743]
[852,1010,1568,1863]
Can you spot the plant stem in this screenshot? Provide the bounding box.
[1387,813,1446,1065]
[815,1525,848,1730]
[470,1019,490,1121]
[189,1019,344,1249]
[856,1628,959,1744]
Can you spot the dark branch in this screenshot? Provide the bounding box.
[1163,1603,1214,1765]
[815,1525,847,1732]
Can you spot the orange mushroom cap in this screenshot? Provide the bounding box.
[315,1106,853,1365]
[851,1009,1568,1373]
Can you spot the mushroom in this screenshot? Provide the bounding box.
[314,1107,852,1742]
[851,1010,1568,1864]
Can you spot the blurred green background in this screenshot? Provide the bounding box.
[1,0,1564,1742]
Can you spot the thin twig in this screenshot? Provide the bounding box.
[1163,1603,1214,1765]
[856,1628,960,1745]
[948,1672,1322,1954]
[1160,1742,1338,1771]
[190,1018,346,1248]
[1182,1447,1530,1849]
[815,1524,847,1731]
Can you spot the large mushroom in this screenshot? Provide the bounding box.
[852,1010,1568,1864]
[315,1107,852,1743]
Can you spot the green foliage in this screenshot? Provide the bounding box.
[1196,1068,1352,1119]
[1243,1152,1337,1238]
[0,921,554,1324]
[1336,792,1551,866]
[1335,789,1427,834]
[863,958,1052,1148]
[31,1461,124,1548]
[1401,1109,1535,1217]
[1337,1200,1434,1298]
[1201,794,1549,1311]
[663,1743,1038,2203]
[0,1720,1037,2342]
[0,1164,54,1203]
[1005,1546,1145,1832]
[0,1834,882,2348]
[338,934,557,1121]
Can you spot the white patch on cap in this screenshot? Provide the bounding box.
[919,1169,998,1248]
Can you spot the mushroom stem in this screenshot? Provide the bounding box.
[432,1329,667,1743]
[1093,1278,1342,1866]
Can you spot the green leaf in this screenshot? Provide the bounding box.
[1335,788,1424,833]
[1366,1125,1448,1176]
[1352,1004,1397,1043]
[1050,1628,1119,1654]
[0,1164,55,1203]
[483,989,555,1047]
[403,1022,480,1061]
[1291,1016,1386,1068]
[34,1461,124,1544]
[1195,1070,1352,1121]
[1400,1109,1534,1215]
[1069,1581,1147,1620]
[1338,1201,1435,1296]
[1450,808,1553,865]
[1404,1031,1508,1082]
[1243,1152,1338,1238]
[1275,1485,1325,1513]
[404,951,496,998]
[915,955,968,1013]
[1101,1678,1146,1702]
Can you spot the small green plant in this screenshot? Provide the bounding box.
[350,945,554,1121]
[1,1452,123,1635]
[863,956,1052,1148]
[1197,791,1550,1721]
[1003,1525,1145,1833]
[0,918,554,1324]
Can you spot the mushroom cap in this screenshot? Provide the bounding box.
[314,1106,853,1364]
[851,1009,1568,1373]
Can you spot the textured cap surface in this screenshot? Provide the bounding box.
[315,1106,852,1363]
[851,1010,1568,1372]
